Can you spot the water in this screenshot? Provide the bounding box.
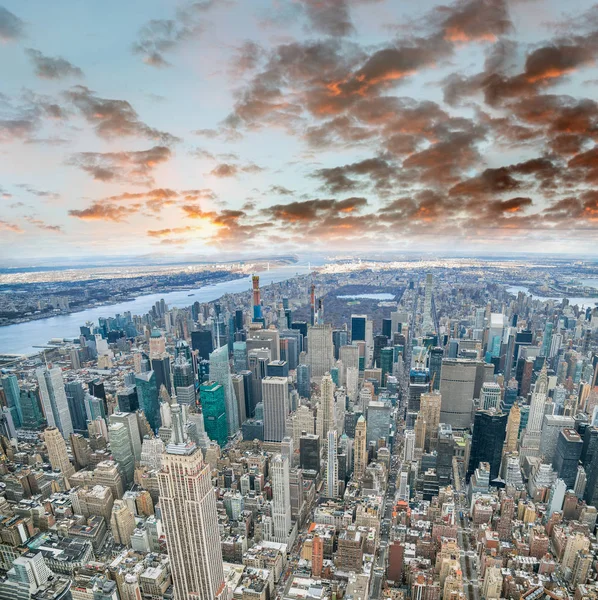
[337,293,396,300]
[506,285,598,309]
[0,264,311,355]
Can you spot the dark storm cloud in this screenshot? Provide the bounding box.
[65,86,179,144]
[26,49,84,80]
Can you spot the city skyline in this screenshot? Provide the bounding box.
[2,0,598,260]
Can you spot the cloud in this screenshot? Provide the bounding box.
[208,162,264,177]
[264,197,368,222]
[67,146,171,185]
[24,215,64,233]
[0,219,23,233]
[132,1,215,67]
[300,0,355,37]
[0,119,36,142]
[16,184,60,200]
[26,49,83,79]
[313,157,398,193]
[439,0,511,42]
[0,6,25,42]
[65,86,179,143]
[69,202,140,222]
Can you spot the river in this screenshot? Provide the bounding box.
[506,285,598,310]
[0,264,311,356]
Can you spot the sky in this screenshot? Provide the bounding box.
[1,0,598,261]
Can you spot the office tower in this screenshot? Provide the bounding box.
[467,410,507,482]
[252,274,262,321]
[110,499,136,545]
[192,330,214,361]
[271,454,292,543]
[380,347,394,387]
[158,406,227,600]
[267,360,289,378]
[36,366,73,437]
[439,359,477,429]
[233,341,248,372]
[262,377,290,443]
[354,415,367,480]
[421,273,435,334]
[239,370,255,418]
[420,391,441,452]
[200,381,228,447]
[320,373,335,443]
[0,551,55,599]
[339,345,359,382]
[231,374,247,426]
[482,567,502,600]
[151,355,172,398]
[366,401,391,445]
[503,402,520,455]
[44,426,75,479]
[1,374,22,428]
[501,378,518,412]
[351,315,367,342]
[209,344,239,437]
[541,322,554,357]
[553,429,583,488]
[135,371,161,432]
[540,414,575,463]
[307,324,335,378]
[312,534,323,577]
[324,430,339,498]
[428,347,443,391]
[149,328,166,357]
[299,433,320,471]
[414,413,426,450]
[19,387,45,429]
[65,380,88,433]
[280,334,298,370]
[71,433,90,469]
[481,382,501,411]
[437,424,455,486]
[519,365,548,460]
[173,355,195,406]
[108,422,136,485]
[247,328,280,361]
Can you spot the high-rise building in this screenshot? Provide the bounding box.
[44,426,75,479]
[420,391,441,452]
[297,363,311,399]
[553,429,583,488]
[366,401,391,446]
[110,499,136,546]
[299,433,320,472]
[173,356,196,406]
[117,385,139,413]
[108,422,136,485]
[351,315,367,342]
[209,344,239,437]
[320,373,335,445]
[271,454,292,544]
[481,382,501,411]
[467,410,507,482]
[65,380,87,433]
[439,359,477,429]
[503,402,520,455]
[262,377,290,443]
[428,347,443,391]
[19,387,45,429]
[135,371,161,432]
[191,330,213,361]
[354,415,367,480]
[200,381,228,447]
[158,406,228,600]
[36,366,73,438]
[307,324,335,378]
[312,534,323,577]
[519,365,548,460]
[1,374,22,428]
[421,273,435,334]
[324,430,339,498]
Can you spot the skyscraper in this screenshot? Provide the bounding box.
[200,381,228,447]
[354,415,367,480]
[421,273,435,334]
[324,430,339,498]
[209,344,239,437]
[158,406,228,600]
[307,324,335,378]
[351,315,367,342]
[19,388,45,429]
[420,391,441,452]
[519,365,548,461]
[65,380,87,433]
[503,402,520,455]
[439,359,477,429]
[271,454,292,544]
[36,366,73,438]
[1,374,22,428]
[108,421,136,485]
[135,371,161,432]
[320,373,335,447]
[44,426,75,479]
[467,410,508,482]
[262,377,290,443]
